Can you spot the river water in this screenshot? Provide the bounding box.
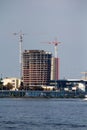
[0,98,87,130]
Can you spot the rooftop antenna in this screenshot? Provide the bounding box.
[13,31,25,80]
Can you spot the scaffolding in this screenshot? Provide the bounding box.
[22,50,52,87]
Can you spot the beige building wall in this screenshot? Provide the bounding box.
[3,77,21,90]
[51,57,55,80]
[51,57,59,80]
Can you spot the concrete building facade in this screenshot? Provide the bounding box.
[23,50,52,87]
[51,57,59,80]
[3,77,21,90]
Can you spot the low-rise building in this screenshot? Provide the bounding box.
[41,85,55,91]
[3,77,21,90]
[50,79,87,92]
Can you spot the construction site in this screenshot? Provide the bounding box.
[1,31,87,98]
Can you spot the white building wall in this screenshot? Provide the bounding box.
[51,57,59,80]
[3,77,21,90]
[51,57,55,80]
[78,83,85,92]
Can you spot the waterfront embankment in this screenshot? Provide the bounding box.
[0,90,85,98]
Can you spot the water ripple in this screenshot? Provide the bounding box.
[0,98,87,130]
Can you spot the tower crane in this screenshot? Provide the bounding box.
[13,31,25,80]
[42,38,61,57]
[81,72,87,80]
[41,38,61,81]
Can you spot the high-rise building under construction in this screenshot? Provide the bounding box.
[22,50,52,87]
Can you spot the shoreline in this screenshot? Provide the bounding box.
[0,90,86,98]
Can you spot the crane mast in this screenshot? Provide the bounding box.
[51,39,61,81]
[81,72,87,80]
[42,38,61,81]
[13,31,24,80]
[52,39,61,58]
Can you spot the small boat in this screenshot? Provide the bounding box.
[83,98,87,100]
[83,95,87,100]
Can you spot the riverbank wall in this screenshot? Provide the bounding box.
[0,90,86,98]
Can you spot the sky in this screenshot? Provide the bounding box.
[0,0,87,79]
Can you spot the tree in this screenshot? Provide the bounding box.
[0,78,3,90]
[5,83,14,90]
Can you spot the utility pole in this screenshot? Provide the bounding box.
[13,31,25,81]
